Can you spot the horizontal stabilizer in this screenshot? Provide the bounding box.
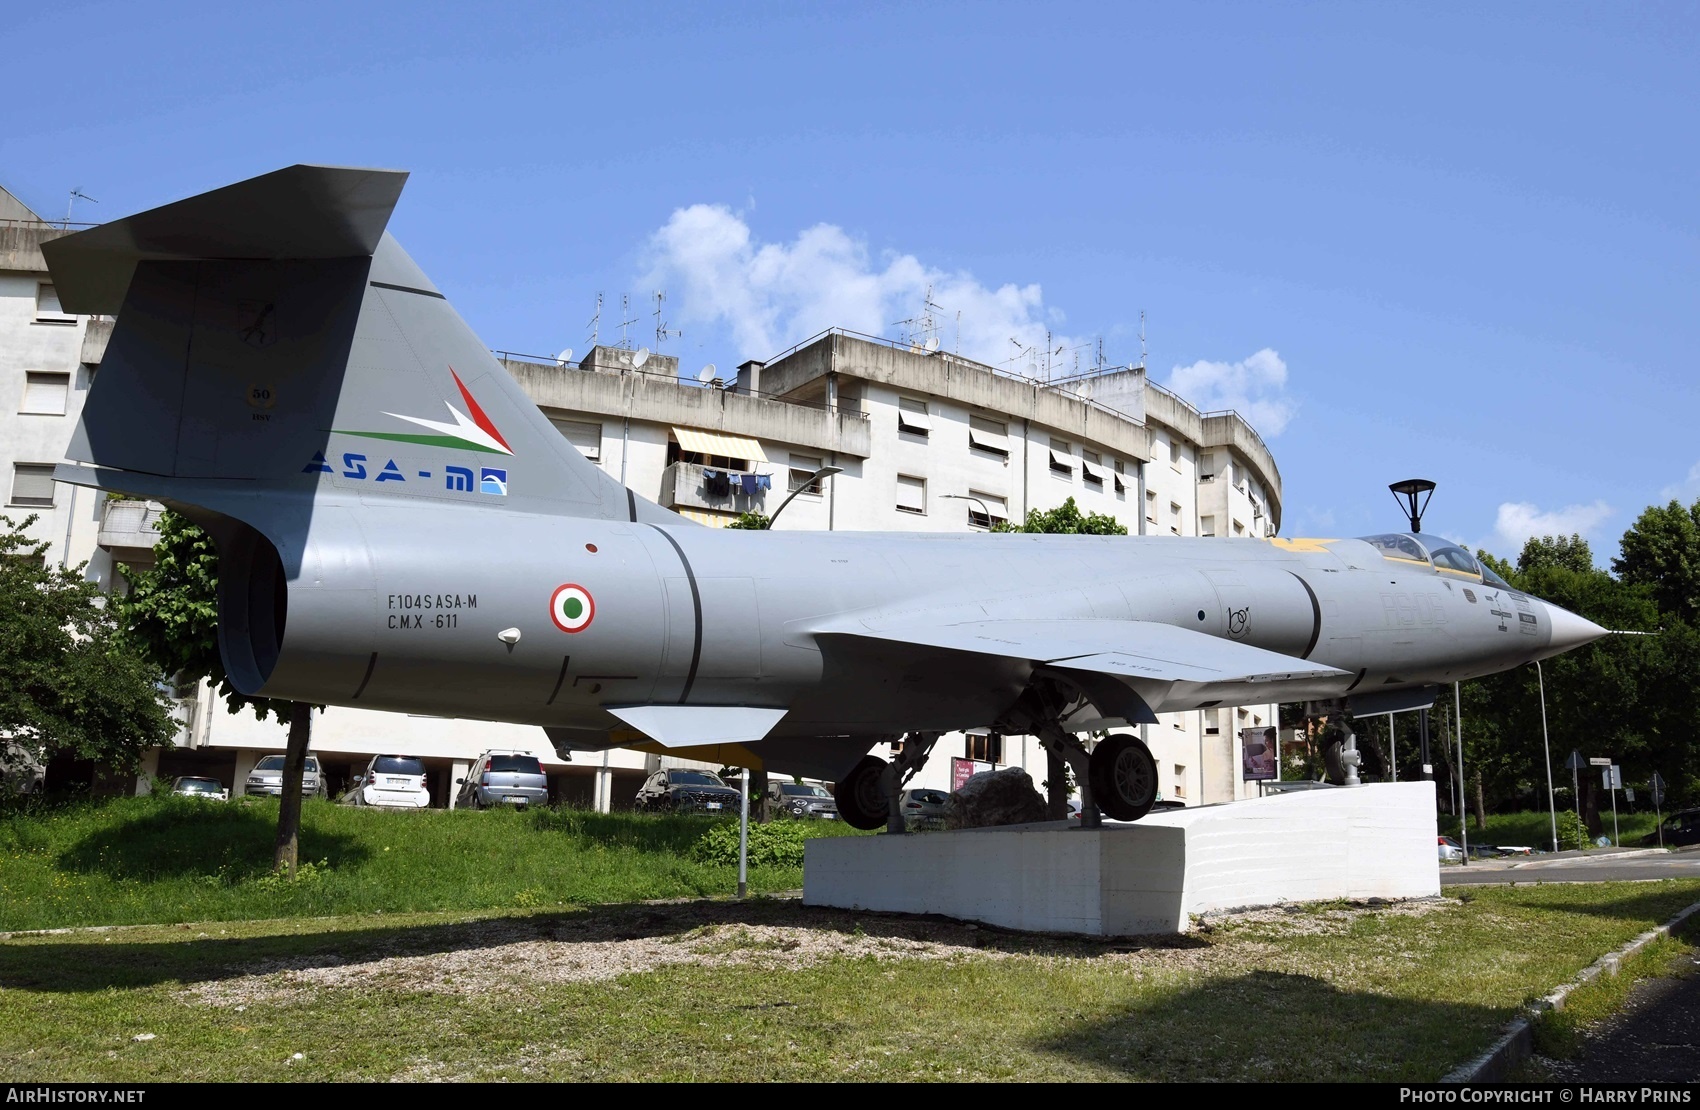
[605,705,789,749]
[42,165,407,314]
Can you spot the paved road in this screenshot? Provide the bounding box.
[1441,846,1700,886]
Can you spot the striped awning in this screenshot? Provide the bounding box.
[672,426,768,462]
[675,507,739,528]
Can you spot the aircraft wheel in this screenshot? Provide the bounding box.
[1321,736,1347,785]
[835,756,891,831]
[1089,734,1158,822]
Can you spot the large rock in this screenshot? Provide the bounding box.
[946,767,1048,829]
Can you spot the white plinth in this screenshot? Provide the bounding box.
[803,782,1440,935]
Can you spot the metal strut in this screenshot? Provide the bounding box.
[1036,721,1102,829]
[879,732,941,834]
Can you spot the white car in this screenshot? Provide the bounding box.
[352,754,430,809]
[170,776,228,801]
[1438,836,1464,861]
[246,754,326,798]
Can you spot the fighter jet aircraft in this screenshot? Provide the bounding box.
[42,166,1608,829]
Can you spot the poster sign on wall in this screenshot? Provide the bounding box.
[952,757,992,791]
[1241,727,1278,782]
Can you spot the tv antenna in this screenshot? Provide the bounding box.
[586,293,602,348]
[617,294,640,350]
[1137,310,1147,370]
[64,188,96,227]
[652,290,680,352]
[893,284,946,351]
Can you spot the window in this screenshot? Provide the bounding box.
[1200,452,1215,481]
[1048,437,1073,478]
[35,283,72,322]
[548,417,601,461]
[1170,501,1183,535]
[789,453,824,495]
[1233,519,1245,536]
[965,490,1007,529]
[9,464,55,507]
[1146,489,1157,523]
[1205,709,1221,735]
[1172,443,1189,473]
[1201,515,1216,538]
[896,474,926,515]
[897,396,931,438]
[20,372,69,415]
[968,414,1010,458]
[1113,459,1127,497]
[1173,766,1187,798]
[964,733,1003,764]
[1081,450,1104,489]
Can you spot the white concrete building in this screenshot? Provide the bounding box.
[8,188,1284,812]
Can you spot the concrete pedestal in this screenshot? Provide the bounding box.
[803,782,1440,935]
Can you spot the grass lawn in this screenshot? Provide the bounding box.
[0,882,1696,1082]
[0,794,867,931]
[1441,809,1663,849]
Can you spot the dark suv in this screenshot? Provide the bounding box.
[456,751,549,810]
[636,768,741,815]
[768,781,839,820]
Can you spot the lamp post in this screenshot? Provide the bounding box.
[942,493,993,528]
[765,466,842,529]
[1534,660,1559,853]
[1390,479,1438,782]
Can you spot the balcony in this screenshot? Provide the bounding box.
[97,499,166,566]
[659,461,771,516]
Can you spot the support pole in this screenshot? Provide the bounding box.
[1388,712,1397,783]
[1535,661,1558,853]
[1454,682,1467,867]
[737,768,749,899]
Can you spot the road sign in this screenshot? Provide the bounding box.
[1626,787,1636,803]
[1565,751,1586,770]
[1589,757,1613,767]
[1651,772,1666,809]
[1602,765,1622,790]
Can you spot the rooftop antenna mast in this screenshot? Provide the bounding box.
[652,290,680,352]
[586,293,602,348]
[893,284,945,352]
[1138,310,1148,371]
[617,294,640,350]
[64,188,96,227]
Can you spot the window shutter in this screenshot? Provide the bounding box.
[896,474,926,514]
[549,417,602,460]
[21,372,69,415]
[10,464,56,506]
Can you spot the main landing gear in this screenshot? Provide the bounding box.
[834,732,941,832]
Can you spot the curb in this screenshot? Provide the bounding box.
[1441,899,1700,1082]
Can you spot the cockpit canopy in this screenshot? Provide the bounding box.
[1357,533,1511,588]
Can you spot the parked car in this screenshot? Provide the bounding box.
[170,776,228,801]
[768,781,839,820]
[635,768,741,814]
[349,754,430,809]
[245,754,326,798]
[1642,808,1700,848]
[456,751,548,810]
[899,787,951,829]
[1438,836,1464,862]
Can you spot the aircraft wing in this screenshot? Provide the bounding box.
[814,617,1351,717]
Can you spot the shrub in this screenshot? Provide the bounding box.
[691,819,809,868]
[1557,810,1590,852]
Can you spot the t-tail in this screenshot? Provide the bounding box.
[45,165,681,697]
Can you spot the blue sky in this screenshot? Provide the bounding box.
[6,1,1696,564]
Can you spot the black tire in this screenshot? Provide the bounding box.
[1320,736,1347,785]
[835,756,890,830]
[1089,734,1158,822]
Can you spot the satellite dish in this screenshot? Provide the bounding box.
[555,347,573,366]
[924,336,940,353]
[697,363,718,383]
[632,347,651,369]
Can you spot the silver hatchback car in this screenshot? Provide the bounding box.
[245,754,326,798]
[456,752,549,810]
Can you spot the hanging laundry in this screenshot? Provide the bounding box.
[756,473,773,492]
[739,472,760,496]
[703,468,731,498]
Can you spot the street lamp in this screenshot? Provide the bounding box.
[1390,479,1438,780]
[765,466,843,528]
[1389,478,1436,533]
[1534,660,1559,853]
[942,493,993,528]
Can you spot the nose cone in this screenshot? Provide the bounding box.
[1538,601,1609,659]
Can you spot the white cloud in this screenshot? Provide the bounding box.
[642,204,1087,370]
[1658,461,1700,503]
[1492,500,1614,553]
[1162,349,1297,437]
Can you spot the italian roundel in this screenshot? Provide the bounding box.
[549,584,595,633]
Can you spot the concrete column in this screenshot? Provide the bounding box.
[134,748,160,796]
[232,749,262,797]
[447,760,472,808]
[594,765,614,814]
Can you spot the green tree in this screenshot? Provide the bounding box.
[119,510,316,875]
[0,515,176,780]
[1613,498,1700,625]
[1518,533,1595,576]
[996,496,1129,536]
[727,511,770,530]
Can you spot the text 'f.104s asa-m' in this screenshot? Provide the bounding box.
[42,166,1608,830]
